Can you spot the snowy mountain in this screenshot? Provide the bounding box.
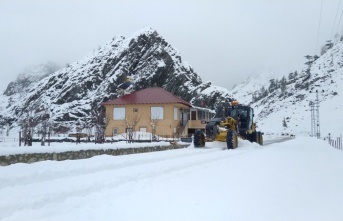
[0,27,232,129]
[231,38,343,137]
[3,62,60,96]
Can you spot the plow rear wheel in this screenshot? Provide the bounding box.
[226,129,238,149]
[253,132,261,144]
[258,132,263,146]
[194,130,205,147]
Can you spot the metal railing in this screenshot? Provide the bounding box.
[327,135,342,150]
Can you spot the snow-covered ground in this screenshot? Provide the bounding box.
[0,131,178,156]
[1,136,342,221]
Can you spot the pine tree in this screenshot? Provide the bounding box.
[294,71,298,78]
[252,94,256,102]
[288,72,294,81]
[268,79,277,93]
[280,76,287,93]
[260,86,268,98]
[282,118,287,128]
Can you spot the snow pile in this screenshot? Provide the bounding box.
[0,141,171,156]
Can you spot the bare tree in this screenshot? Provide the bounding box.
[92,107,107,144]
[150,108,162,141]
[122,112,142,142]
[85,123,94,142]
[19,114,34,146]
[75,121,86,144]
[40,112,51,146]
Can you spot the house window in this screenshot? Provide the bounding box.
[198,110,205,121]
[151,106,164,120]
[113,128,118,136]
[113,107,125,120]
[174,107,178,120]
[140,127,147,132]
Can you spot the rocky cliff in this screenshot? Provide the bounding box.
[1,27,233,128]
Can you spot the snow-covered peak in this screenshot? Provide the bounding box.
[3,62,59,96]
[17,62,59,80]
[130,26,157,39]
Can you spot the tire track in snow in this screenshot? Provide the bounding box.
[0,147,222,190]
[0,146,257,219]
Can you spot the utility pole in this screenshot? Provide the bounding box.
[309,101,316,137]
[310,89,324,139]
[315,90,320,139]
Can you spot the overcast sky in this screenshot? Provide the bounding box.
[0,0,341,92]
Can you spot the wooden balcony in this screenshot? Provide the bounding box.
[188,120,205,129]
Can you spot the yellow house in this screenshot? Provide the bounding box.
[102,88,190,137]
[102,87,214,138]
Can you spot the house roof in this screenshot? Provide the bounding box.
[102,88,191,107]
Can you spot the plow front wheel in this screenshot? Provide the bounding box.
[194,130,205,147]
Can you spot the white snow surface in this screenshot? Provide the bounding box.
[1,136,343,221]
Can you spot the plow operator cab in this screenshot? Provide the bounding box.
[193,101,263,149]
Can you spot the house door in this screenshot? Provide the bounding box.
[191,110,197,120]
[181,112,189,126]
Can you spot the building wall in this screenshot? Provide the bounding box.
[104,103,190,137]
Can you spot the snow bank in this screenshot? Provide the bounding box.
[0,141,171,156]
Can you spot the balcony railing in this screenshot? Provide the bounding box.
[188,120,205,129]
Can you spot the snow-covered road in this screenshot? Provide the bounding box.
[1,137,343,221]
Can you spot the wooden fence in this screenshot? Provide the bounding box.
[0,137,19,142]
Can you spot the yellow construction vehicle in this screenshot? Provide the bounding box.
[193,101,263,149]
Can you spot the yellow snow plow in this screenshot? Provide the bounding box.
[194,101,263,149]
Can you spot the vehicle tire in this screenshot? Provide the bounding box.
[252,132,258,143]
[247,133,253,142]
[258,132,263,146]
[226,129,238,149]
[194,130,205,147]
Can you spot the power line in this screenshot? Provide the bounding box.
[337,4,343,35]
[331,0,342,38]
[315,0,324,55]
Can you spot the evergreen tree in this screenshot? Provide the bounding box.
[252,94,256,102]
[288,72,294,81]
[304,68,311,81]
[275,79,279,89]
[260,86,268,97]
[280,76,287,93]
[282,118,287,128]
[268,79,277,93]
[294,71,298,78]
